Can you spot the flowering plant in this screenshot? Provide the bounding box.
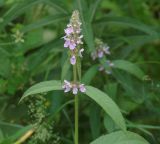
[19,10,150,144]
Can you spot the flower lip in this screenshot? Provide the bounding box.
[79,84,86,93]
[64,27,74,35]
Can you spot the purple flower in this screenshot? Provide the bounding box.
[69,40,76,50]
[64,27,74,35]
[62,80,86,94]
[70,55,76,65]
[98,50,104,58]
[63,11,84,63]
[64,40,70,48]
[62,80,71,92]
[79,84,86,93]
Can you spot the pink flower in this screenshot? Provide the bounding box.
[64,39,76,50]
[64,40,70,48]
[70,55,76,65]
[64,27,74,35]
[79,84,86,93]
[69,40,76,50]
[98,50,104,58]
[63,11,84,62]
[62,80,86,94]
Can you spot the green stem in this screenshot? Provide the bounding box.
[75,92,79,144]
[73,65,79,144]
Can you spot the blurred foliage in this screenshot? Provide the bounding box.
[0,0,160,143]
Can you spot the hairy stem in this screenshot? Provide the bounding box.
[73,64,79,144]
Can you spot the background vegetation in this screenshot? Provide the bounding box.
[0,0,160,143]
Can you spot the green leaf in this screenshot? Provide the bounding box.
[76,0,95,51]
[0,47,11,78]
[90,131,149,144]
[0,125,34,144]
[20,80,62,102]
[85,86,126,131]
[95,16,157,35]
[89,104,101,139]
[104,114,118,133]
[0,0,67,32]
[119,34,160,58]
[113,60,145,80]
[0,0,43,31]
[0,129,4,142]
[88,0,102,22]
[21,14,68,33]
[82,65,98,85]
[61,58,71,81]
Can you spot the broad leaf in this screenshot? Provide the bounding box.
[90,131,149,144]
[20,80,62,102]
[85,86,126,131]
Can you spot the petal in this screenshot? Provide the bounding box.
[98,51,104,58]
[70,55,76,65]
[64,80,71,85]
[79,84,86,93]
[64,40,70,48]
[72,87,78,95]
[79,48,84,57]
[103,46,110,54]
[69,42,76,50]
[64,86,71,92]
[65,27,74,35]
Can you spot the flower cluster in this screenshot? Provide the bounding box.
[91,39,114,74]
[62,80,86,95]
[63,10,84,65]
[91,39,110,60]
[99,60,114,74]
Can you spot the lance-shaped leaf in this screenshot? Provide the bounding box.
[90,130,149,144]
[85,86,126,131]
[113,60,145,80]
[20,80,62,102]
